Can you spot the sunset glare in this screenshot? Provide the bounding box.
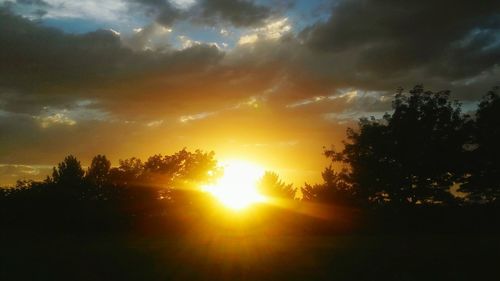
[203,160,267,210]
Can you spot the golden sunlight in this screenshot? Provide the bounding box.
[203,159,267,210]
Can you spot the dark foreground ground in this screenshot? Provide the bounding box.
[1,232,499,281]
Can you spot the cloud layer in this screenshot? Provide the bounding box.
[1,0,499,185]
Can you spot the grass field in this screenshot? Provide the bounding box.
[1,232,499,281]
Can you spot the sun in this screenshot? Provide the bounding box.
[203,159,267,210]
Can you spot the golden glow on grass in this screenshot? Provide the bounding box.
[203,159,267,210]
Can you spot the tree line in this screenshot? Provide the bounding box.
[1,85,499,233]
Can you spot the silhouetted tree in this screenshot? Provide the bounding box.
[301,166,355,206]
[460,87,500,203]
[140,149,218,188]
[160,149,220,206]
[330,85,467,205]
[109,157,143,187]
[86,154,111,188]
[258,171,296,199]
[51,155,85,188]
[175,149,220,185]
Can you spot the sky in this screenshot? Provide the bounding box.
[1,0,499,186]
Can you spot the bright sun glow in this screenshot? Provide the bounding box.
[203,160,267,210]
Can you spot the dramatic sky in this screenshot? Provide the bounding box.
[1,0,499,186]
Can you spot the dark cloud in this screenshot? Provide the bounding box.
[16,0,50,7]
[0,8,225,116]
[7,0,51,19]
[0,9,128,99]
[32,8,47,17]
[130,0,275,27]
[301,0,500,83]
[191,0,272,27]
[129,0,183,26]
[2,3,498,120]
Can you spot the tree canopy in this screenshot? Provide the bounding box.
[459,87,500,202]
[311,85,499,206]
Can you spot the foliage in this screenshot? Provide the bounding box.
[86,154,111,188]
[336,86,467,205]
[303,85,500,206]
[459,87,500,202]
[301,166,355,206]
[51,155,85,187]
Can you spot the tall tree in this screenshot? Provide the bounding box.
[460,88,500,202]
[51,155,85,187]
[86,154,111,188]
[332,85,467,205]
